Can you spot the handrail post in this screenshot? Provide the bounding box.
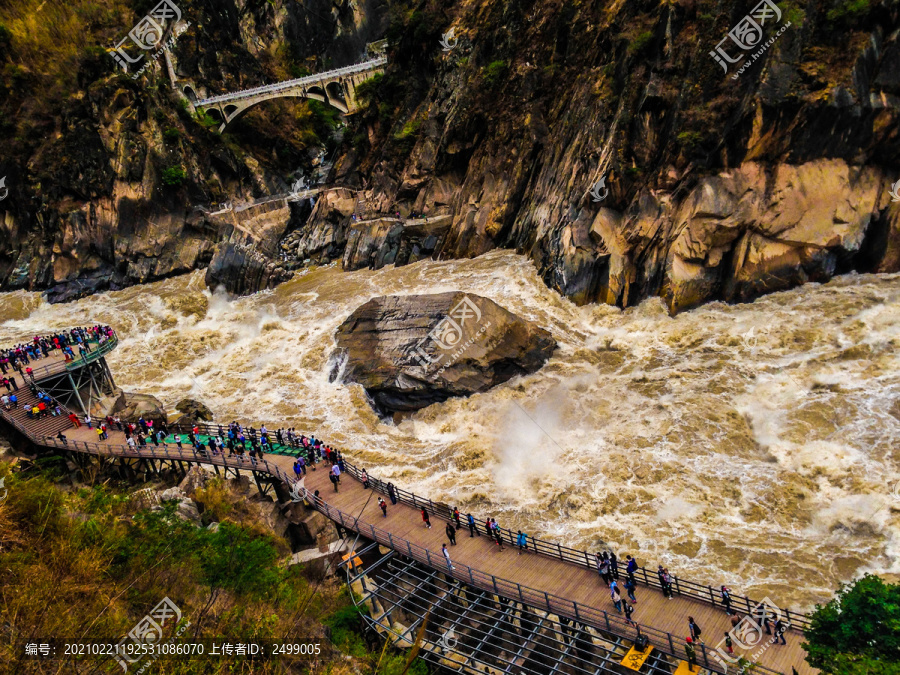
[557,543,563,560]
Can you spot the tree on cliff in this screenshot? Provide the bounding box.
[802,574,900,674]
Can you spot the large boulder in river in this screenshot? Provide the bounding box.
[171,398,214,427]
[332,292,557,415]
[113,391,168,426]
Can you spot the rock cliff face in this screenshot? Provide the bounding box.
[2,0,898,312]
[332,292,557,416]
[295,0,900,313]
[204,202,300,295]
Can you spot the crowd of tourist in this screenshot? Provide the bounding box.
[0,325,116,377]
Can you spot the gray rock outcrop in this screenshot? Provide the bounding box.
[172,398,214,426]
[113,391,168,426]
[332,292,557,415]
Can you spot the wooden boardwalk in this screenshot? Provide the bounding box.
[0,338,818,675]
[273,457,815,675]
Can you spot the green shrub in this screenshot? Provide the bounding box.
[826,0,869,22]
[483,59,508,86]
[802,575,900,674]
[324,600,369,657]
[777,0,806,25]
[163,127,180,142]
[0,22,12,55]
[194,109,219,129]
[161,165,187,186]
[176,96,192,121]
[677,130,703,150]
[629,30,654,56]
[394,119,421,140]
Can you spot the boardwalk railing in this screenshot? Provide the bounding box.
[7,334,119,383]
[175,421,810,633]
[13,430,783,675]
[197,57,387,106]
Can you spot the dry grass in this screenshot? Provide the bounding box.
[0,463,374,675]
[1,0,130,95]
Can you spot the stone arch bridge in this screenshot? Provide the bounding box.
[193,57,386,131]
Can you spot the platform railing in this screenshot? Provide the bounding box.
[5,333,119,383]
[173,421,811,633]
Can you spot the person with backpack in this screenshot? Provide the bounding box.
[662,568,674,599]
[611,583,623,613]
[688,616,703,644]
[721,586,733,613]
[329,471,339,492]
[421,507,432,529]
[773,618,787,645]
[491,519,504,550]
[467,513,478,537]
[623,601,636,626]
[625,555,638,583]
[625,577,638,603]
[452,507,462,529]
[723,632,734,654]
[378,498,387,517]
[445,522,457,545]
[595,553,606,584]
[516,531,528,554]
[599,553,612,587]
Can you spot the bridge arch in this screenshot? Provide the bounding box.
[325,80,346,104]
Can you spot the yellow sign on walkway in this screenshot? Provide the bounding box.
[342,551,363,571]
[674,660,702,675]
[621,644,653,671]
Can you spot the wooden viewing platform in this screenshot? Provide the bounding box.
[0,335,819,675]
